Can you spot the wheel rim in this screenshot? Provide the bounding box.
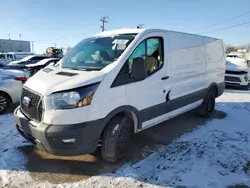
[0,95,7,113]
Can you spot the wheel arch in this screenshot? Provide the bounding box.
[99,105,142,139]
[0,90,13,104]
[207,82,219,97]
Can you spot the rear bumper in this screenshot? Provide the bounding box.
[14,106,104,156]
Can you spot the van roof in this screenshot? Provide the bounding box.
[95,28,145,36]
[95,28,219,40]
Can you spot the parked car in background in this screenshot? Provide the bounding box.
[0,62,5,68]
[8,55,50,65]
[0,52,33,65]
[0,58,60,78]
[26,58,60,76]
[0,63,31,78]
[0,69,27,114]
[225,57,250,89]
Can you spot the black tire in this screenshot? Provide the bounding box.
[101,115,133,163]
[197,89,216,118]
[0,92,11,114]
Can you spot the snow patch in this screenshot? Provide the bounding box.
[1,90,250,187]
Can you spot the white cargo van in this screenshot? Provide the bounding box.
[14,29,225,162]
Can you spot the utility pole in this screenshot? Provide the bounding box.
[19,34,22,51]
[100,16,109,32]
[8,34,10,40]
[53,43,57,48]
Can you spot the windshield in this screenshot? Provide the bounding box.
[61,34,137,70]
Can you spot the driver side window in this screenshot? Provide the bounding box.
[111,37,164,88]
[129,37,164,75]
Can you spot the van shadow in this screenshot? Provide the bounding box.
[11,108,227,185]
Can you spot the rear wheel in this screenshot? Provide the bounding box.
[0,92,11,114]
[197,89,216,118]
[101,115,133,163]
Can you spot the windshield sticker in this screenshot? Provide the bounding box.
[112,39,129,50]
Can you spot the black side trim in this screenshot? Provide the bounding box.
[140,89,205,123]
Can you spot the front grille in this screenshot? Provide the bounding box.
[226,70,247,75]
[225,76,241,82]
[21,87,43,122]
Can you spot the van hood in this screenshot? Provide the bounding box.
[24,66,105,95]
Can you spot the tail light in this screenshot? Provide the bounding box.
[15,77,28,83]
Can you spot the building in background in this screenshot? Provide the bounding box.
[228,50,250,60]
[0,39,31,53]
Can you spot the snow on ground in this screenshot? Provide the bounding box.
[1,89,250,188]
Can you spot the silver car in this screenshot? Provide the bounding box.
[0,69,27,114]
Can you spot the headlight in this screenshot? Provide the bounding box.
[51,83,99,109]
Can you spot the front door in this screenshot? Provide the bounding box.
[125,36,169,129]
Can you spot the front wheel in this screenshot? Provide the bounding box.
[196,89,216,118]
[0,92,10,114]
[101,115,133,163]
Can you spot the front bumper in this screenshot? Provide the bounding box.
[14,106,104,156]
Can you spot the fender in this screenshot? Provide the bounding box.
[99,105,142,134]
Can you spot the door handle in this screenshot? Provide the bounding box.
[161,76,169,80]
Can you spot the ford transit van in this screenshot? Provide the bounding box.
[14,29,225,162]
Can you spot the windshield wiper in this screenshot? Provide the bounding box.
[62,66,101,71]
[84,67,102,71]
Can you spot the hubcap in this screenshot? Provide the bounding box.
[0,96,7,112]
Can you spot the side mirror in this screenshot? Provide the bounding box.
[130,57,147,81]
